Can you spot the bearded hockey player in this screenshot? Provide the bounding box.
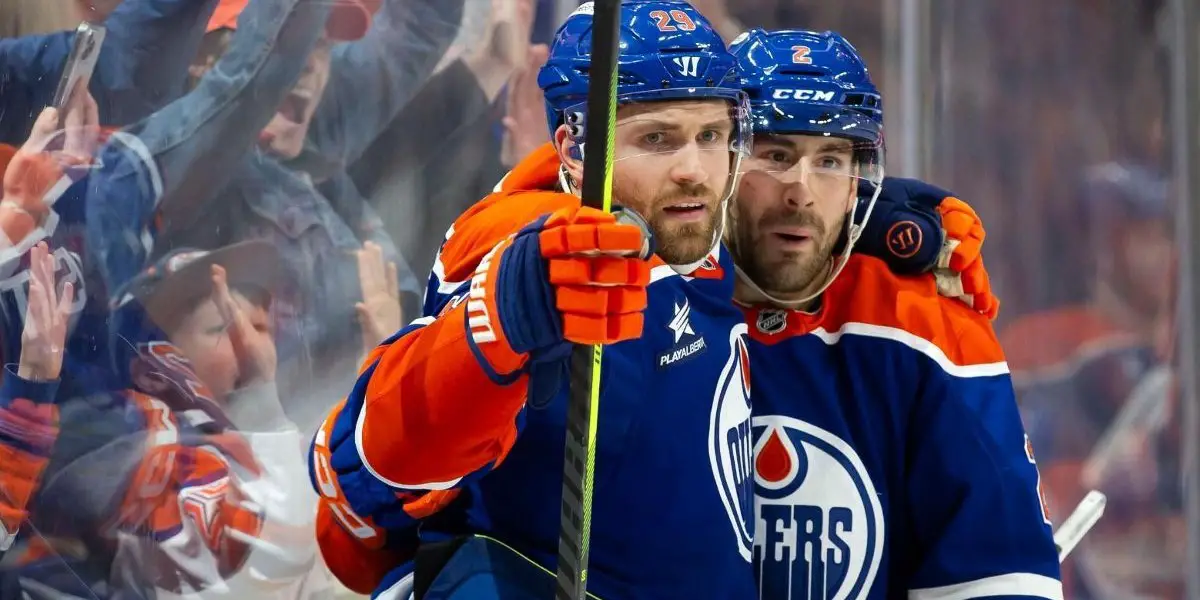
[310,2,760,598]
[310,5,1008,598]
[726,29,1063,600]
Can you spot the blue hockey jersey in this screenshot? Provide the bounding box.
[741,254,1063,600]
[311,144,758,599]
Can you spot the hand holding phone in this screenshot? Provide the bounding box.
[49,23,104,164]
[51,23,105,114]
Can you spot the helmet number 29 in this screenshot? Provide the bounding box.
[649,9,697,32]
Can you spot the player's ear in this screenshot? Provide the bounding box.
[554,125,584,186]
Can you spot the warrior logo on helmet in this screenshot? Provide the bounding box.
[753,415,884,599]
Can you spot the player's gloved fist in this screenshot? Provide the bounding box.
[858,177,999,320]
[466,205,651,377]
[538,206,652,345]
[934,195,998,319]
[852,188,944,275]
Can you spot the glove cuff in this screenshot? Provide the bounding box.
[492,219,567,356]
[464,236,531,380]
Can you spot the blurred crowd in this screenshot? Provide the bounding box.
[0,0,1189,598]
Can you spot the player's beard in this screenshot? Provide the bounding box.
[613,177,720,265]
[735,205,839,295]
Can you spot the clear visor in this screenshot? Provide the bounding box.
[738,134,884,205]
[559,88,752,270]
[561,88,752,164]
[728,123,887,307]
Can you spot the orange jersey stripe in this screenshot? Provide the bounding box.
[747,255,1007,369]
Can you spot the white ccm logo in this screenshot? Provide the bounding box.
[772,89,836,102]
[672,55,701,77]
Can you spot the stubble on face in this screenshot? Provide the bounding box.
[612,176,721,265]
[735,202,842,296]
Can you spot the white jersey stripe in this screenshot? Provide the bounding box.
[909,572,1064,600]
[810,322,1010,379]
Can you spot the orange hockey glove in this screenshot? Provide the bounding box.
[936,196,999,320]
[862,178,999,320]
[465,205,652,378]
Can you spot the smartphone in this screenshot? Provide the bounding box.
[51,22,107,112]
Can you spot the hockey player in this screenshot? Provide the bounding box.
[309,6,1006,599]
[312,2,759,598]
[726,29,1063,599]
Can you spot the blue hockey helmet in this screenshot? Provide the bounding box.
[731,28,883,177]
[727,29,887,306]
[537,1,751,158]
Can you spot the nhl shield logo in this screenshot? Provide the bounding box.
[753,415,884,600]
[756,309,788,335]
[708,323,754,562]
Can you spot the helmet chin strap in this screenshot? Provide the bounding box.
[733,182,884,310]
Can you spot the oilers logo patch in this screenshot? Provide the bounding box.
[708,323,754,562]
[753,415,883,600]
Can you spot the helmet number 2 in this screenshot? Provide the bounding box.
[649,9,696,32]
[792,45,813,64]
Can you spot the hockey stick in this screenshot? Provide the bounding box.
[555,2,622,599]
[1053,490,1107,562]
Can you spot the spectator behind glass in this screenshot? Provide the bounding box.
[0,238,332,597]
[0,0,229,145]
[0,98,321,597]
[349,0,544,279]
[75,0,464,436]
[122,242,278,400]
[1000,162,1180,599]
[190,0,378,160]
[0,91,96,381]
